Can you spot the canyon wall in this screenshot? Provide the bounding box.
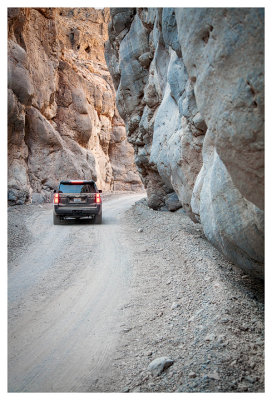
[8,7,143,205]
[106,8,264,278]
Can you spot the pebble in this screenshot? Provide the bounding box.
[244,375,256,384]
[238,384,248,391]
[239,324,249,331]
[138,228,144,232]
[207,371,220,380]
[217,334,226,343]
[123,328,132,333]
[188,371,197,378]
[157,311,163,317]
[204,333,215,342]
[171,302,180,310]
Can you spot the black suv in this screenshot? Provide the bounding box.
[53,180,102,225]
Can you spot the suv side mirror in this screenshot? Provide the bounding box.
[99,190,102,193]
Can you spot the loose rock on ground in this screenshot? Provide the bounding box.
[92,198,264,392]
[8,196,264,393]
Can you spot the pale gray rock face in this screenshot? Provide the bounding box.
[175,8,264,211]
[194,130,264,278]
[107,8,172,209]
[106,7,264,277]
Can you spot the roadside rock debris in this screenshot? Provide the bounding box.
[99,198,264,393]
[148,357,174,377]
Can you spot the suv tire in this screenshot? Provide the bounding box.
[94,213,102,224]
[53,213,62,225]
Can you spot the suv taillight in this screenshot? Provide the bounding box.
[95,193,101,204]
[54,193,60,205]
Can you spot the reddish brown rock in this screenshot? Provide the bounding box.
[8,7,143,204]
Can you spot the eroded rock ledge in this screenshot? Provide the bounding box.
[8,7,143,205]
[105,8,264,278]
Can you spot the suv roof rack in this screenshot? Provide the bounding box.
[60,180,96,184]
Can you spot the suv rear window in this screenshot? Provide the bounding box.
[59,183,96,194]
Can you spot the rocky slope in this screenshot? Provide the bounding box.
[105,8,264,279]
[8,7,143,205]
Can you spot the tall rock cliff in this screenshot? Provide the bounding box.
[8,7,143,205]
[106,8,264,278]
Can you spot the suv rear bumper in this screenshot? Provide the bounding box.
[54,204,101,218]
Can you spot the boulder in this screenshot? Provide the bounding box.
[165,192,182,212]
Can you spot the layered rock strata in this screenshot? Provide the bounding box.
[106,8,264,278]
[8,7,143,205]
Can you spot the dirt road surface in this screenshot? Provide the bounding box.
[8,193,144,392]
[8,193,264,393]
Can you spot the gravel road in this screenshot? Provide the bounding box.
[8,194,264,393]
[8,193,144,392]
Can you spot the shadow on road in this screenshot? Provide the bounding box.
[57,217,118,226]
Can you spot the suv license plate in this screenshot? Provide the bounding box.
[74,198,81,203]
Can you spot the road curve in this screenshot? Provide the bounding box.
[8,193,145,392]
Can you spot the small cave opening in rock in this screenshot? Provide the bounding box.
[85,45,91,53]
[202,31,210,44]
[69,31,75,46]
[247,80,256,96]
[202,26,213,44]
